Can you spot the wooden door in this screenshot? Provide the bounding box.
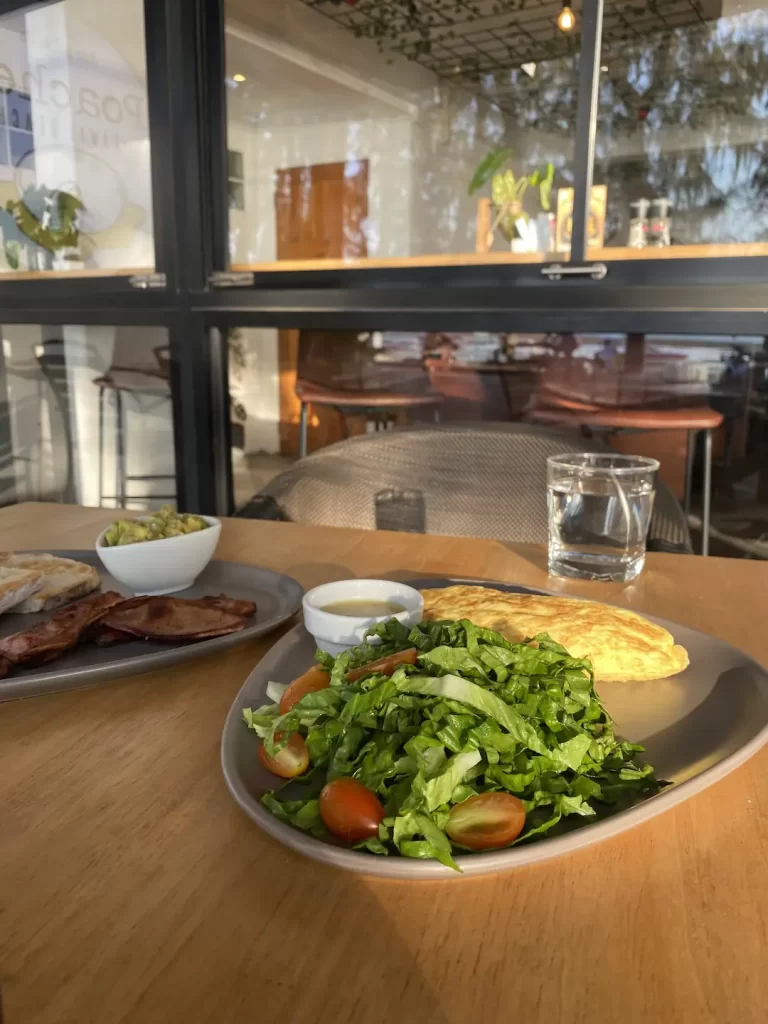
[276,160,368,454]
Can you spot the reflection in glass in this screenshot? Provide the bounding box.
[229,325,768,558]
[0,0,154,274]
[596,2,768,256]
[0,325,175,508]
[224,0,581,267]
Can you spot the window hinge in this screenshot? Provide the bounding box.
[129,272,167,290]
[541,262,607,281]
[209,271,255,288]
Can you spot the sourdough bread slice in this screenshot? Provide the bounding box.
[0,554,101,613]
[0,566,43,614]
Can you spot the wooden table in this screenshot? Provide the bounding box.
[1,504,767,1024]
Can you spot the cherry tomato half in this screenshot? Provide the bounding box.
[258,732,309,779]
[445,792,526,850]
[279,664,331,714]
[345,648,419,683]
[319,777,385,844]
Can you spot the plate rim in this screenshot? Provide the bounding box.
[0,551,304,701]
[221,577,768,879]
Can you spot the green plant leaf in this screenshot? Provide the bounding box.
[468,147,513,195]
[539,162,555,211]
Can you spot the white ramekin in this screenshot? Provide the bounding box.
[302,578,424,657]
[96,516,221,596]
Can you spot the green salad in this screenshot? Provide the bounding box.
[243,618,663,871]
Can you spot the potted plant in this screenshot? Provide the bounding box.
[469,149,554,252]
[1,186,84,270]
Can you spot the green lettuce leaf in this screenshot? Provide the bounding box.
[397,674,548,755]
[242,704,280,738]
[261,794,326,837]
[393,811,459,871]
[414,750,482,812]
[546,733,593,772]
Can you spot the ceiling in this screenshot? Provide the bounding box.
[225,30,410,127]
[301,1,724,69]
[299,0,727,120]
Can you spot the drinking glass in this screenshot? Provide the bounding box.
[547,453,660,582]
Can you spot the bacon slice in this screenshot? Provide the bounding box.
[101,596,250,642]
[87,623,134,647]
[0,591,124,665]
[191,595,257,618]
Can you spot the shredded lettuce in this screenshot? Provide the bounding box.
[245,617,664,871]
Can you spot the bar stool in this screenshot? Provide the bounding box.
[528,402,723,555]
[296,379,443,459]
[94,367,176,509]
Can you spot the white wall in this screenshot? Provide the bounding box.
[235,328,281,455]
[0,1,170,505]
[232,116,414,264]
[0,0,153,271]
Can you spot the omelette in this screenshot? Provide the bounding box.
[420,586,689,683]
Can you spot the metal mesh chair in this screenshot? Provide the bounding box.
[239,424,691,553]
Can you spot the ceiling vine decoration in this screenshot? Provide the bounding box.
[302,0,768,226]
[300,0,730,126]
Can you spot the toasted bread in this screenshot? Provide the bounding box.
[0,553,101,613]
[0,566,43,614]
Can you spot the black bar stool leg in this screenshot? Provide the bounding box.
[702,428,713,556]
[684,429,695,519]
[98,385,105,507]
[115,388,126,509]
[299,402,308,458]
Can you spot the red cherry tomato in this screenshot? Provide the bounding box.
[319,777,385,844]
[346,648,419,683]
[258,732,309,779]
[445,792,526,850]
[279,665,331,714]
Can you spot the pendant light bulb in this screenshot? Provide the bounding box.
[557,4,576,32]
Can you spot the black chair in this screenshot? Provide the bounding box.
[236,423,691,553]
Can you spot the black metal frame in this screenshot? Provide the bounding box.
[570,0,604,261]
[0,0,232,514]
[0,0,765,516]
[189,0,768,333]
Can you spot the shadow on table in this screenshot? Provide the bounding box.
[216,810,456,1024]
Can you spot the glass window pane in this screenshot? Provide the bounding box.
[228,179,245,211]
[223,0,585,270]
[227,148,244,181]
[0,324,175,508]
[0,0,154,277]
[596,2,768,260]
[227,325,767,558]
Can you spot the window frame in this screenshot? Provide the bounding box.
[197,0,768,337]
[0,0,232,513]
[0,0,763,519]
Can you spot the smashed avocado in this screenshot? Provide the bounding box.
[101,506,210,546]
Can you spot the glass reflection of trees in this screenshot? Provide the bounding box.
[596,9,768,246]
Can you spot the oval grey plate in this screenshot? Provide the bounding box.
[222,578,768,879]
[0,551,303,702]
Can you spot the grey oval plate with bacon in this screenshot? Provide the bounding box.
[0,552,303,702]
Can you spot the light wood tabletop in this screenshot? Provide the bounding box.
[1,504,767,1024]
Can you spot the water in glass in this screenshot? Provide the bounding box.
[547,454,659,583]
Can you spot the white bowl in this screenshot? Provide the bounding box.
[303,578,424,657]
[96,516,221,596]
